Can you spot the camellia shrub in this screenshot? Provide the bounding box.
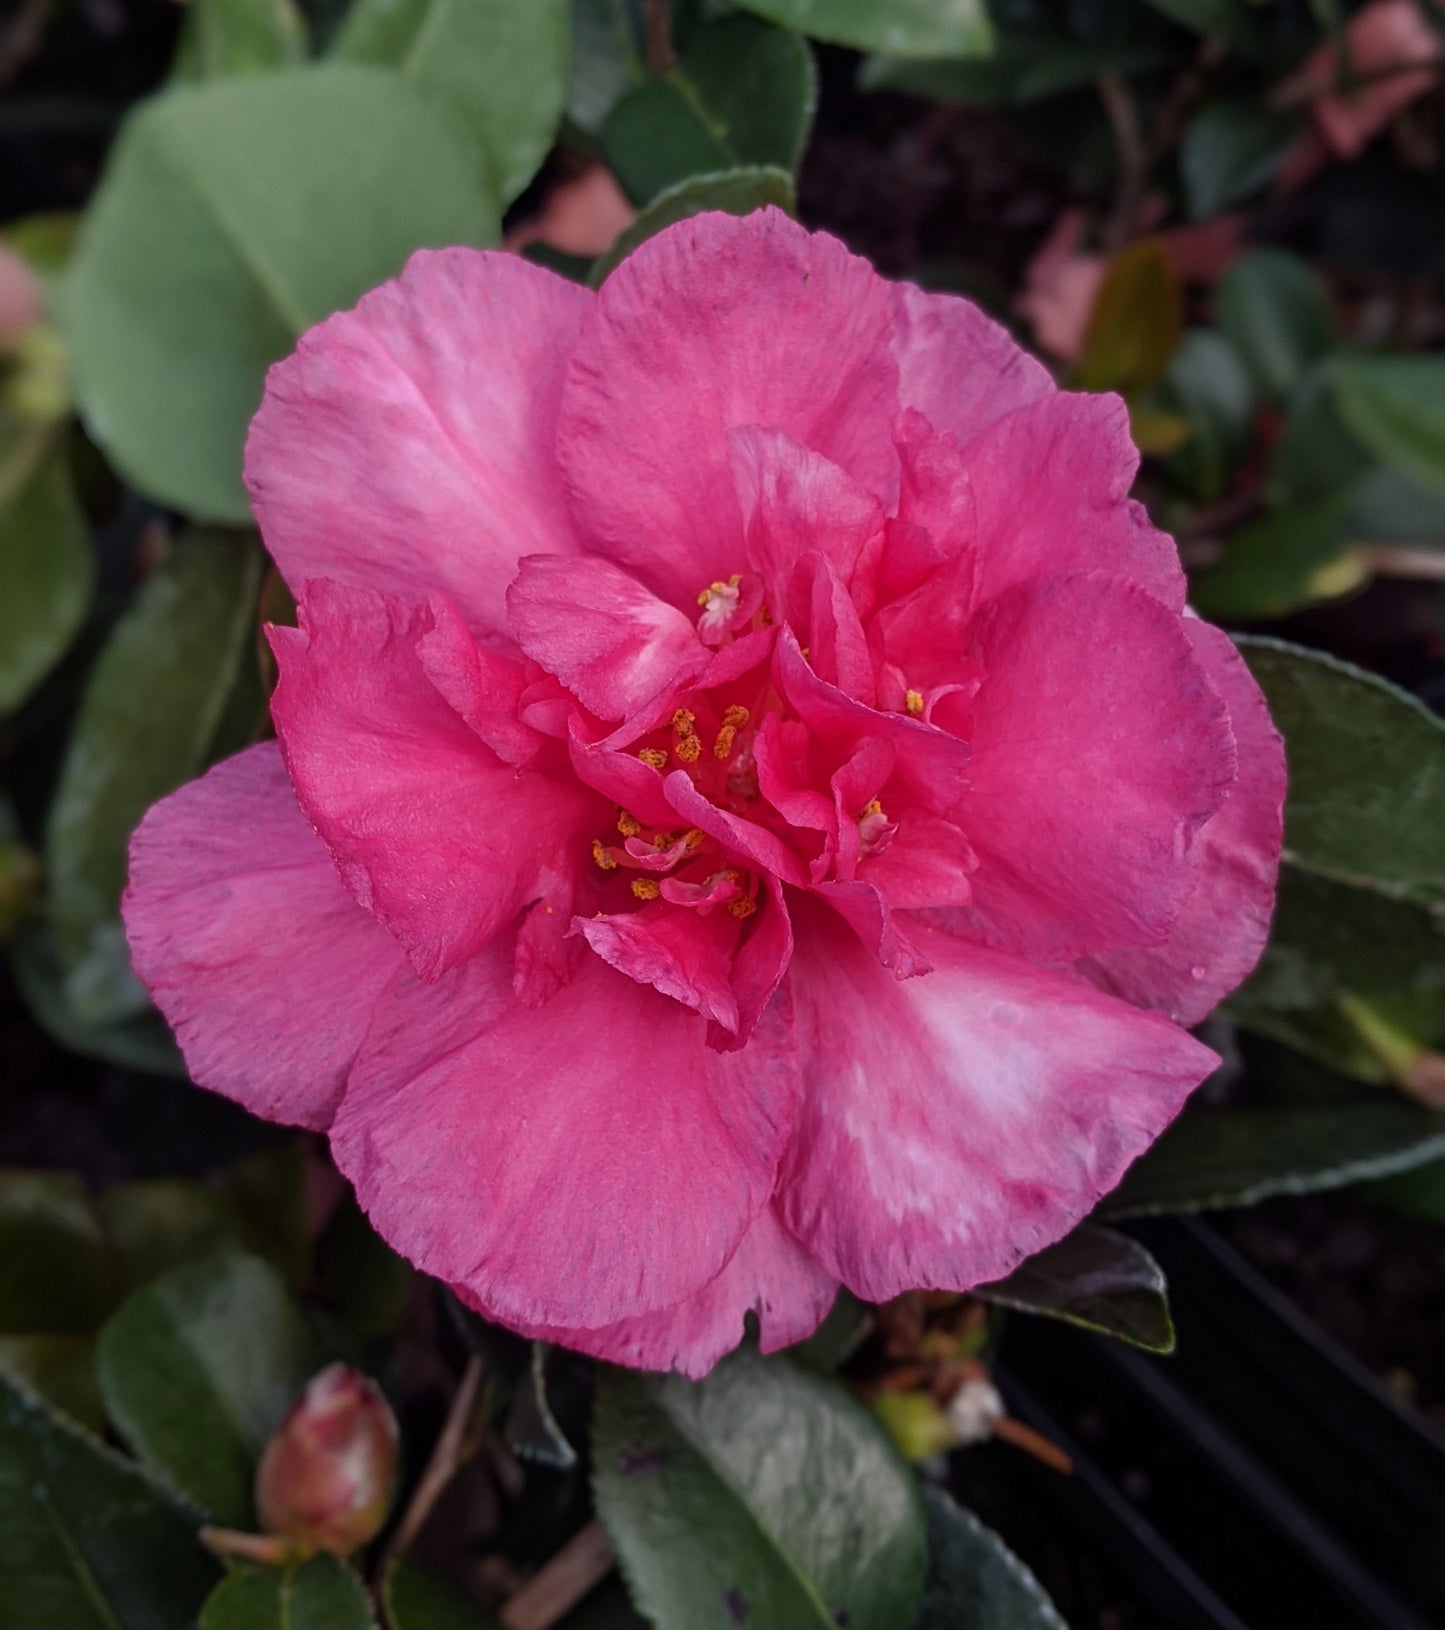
[2,1,1444,1627]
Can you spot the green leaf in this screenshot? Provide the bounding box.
[173,0,308,80]
[0,1335,104,1433]
[1180,102,1293,219]
[603,15,814,205]
[1215,251,1333,404]
[316,1193,414,1340]
[1238,638,1445,905]
[9,921,184,1075]
[735,0,990,57]
[861,37,1163,106]
[593,1349,926,1630]
[1139,0,1252,47]
[200,1555,375,1630]
[1189,494,1356,622]
[44,529,262,1008]
[1267,364,1371,505]
[1331,355,1445,499]
[382,1559,500,1629]
[1348,463,1445,545]
[1105,1102,1445,1216]
[567,0,645,134]
[60,64,499,521]
[97,1251,325,1525]
[0,442,93,715]
[334,0,567,207]
[976,1224,1175,1353]
[913,1485,1066,1629]
[0,1370,220,1630]
[591,166,795,284]
[99,1180,245,1289]
[1365,1155,1445,1222]
[226,1142,313,1293]
[1076,240,1180,394]
[0,1171,117,1336]
[1161,328,1255,503]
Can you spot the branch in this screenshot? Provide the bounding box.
[500,1521,616,1630]
[379,1354,484,1571]
[641,0,676,76]
[1097,70,1149,253]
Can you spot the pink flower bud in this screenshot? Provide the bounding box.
[254,1363,398,1557]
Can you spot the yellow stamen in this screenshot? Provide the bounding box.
[637,747,669,770]
[631,878,661,901]
[616,810,643,838]
[906,689,925,717]
[721,704,750,729]
[591,840,617,871]
[675,733,702,765]
[651,831,675,851]
[861,798,883,818]
[684,828,705,851]
[728,897,758,920]
[671,708,696,735]
[713,724,737,759]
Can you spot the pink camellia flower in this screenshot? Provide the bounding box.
[123,211,1284,1377]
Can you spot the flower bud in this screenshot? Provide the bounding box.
[254,1363,398,1557]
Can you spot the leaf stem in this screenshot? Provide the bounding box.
[500,1520,616,1630]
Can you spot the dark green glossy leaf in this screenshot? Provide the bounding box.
[200,1555,374,1630]
[1268,364,1371,505]
[1215,251,1333,403]
[862,37,1162,106]
[0,1370,220,1630]
[382,1559,501,1629]
[1140,0,1253,47]
[334,0,567,206]
[0,442,93,715]
[1181,102,1293,219]
[591,166,795,284]
[1331,355,1445,498]
[567,0,644,134]
[603,15,814,204]
[1077,240,1180,393]
[977,1224,1175,1352]
[0,1171,117,1335]
[60,65,499,521]
[593,1349,926,1630]
[1189,495,1354,622]
[45,529,262,1013]
[173,0,308,80]
[735,0,990,57]
[317,1192,414,1339]
[0,1335,104,1433]
[1106,1103,1445,1216]
[1365,1155,1445,1222]
[97,1250,325,1525]
[1161,328,1255,502]
[99,1180,244,1289]
[9,921,184,1075]
[913,1485,1066,1629]
[1238,638,1445,904]
[1348,464,1445,544]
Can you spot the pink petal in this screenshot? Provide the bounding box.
[728,425,885,622]
[577,900,741,1032]
[498,1205,837,1378]
[559,209,900,609]
[507,554,710,721]
[245,249,590,636]
[962,392,1186,610]
[416,596,544,768]
[1079,619,1285,1024]
[892,281,1056,439]
[778,901,1217,1301]
[270,580,600,981]
[957,573,1235,962]
[122,745,404,1131]
[330,945,800,1328]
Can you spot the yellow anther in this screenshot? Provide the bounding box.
[616,810,643,839]
[631,878,661,901]
[675,733,702,765]
[721,704,750,729]
[637,747,669,770]
[652,831,675,851]
[713,724,737,760]
[684,829,705,851]
[728,897,758,920]
[591,840,618,871]
[906,689,925,717]
[861,798,884,819]
[671,708,696,735]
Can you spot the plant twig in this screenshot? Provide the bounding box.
[1273,57,1443,112]
[992,1415,1074,1476]
[500,1520,616,1630]
[380,1354,484,1569]
[1097,70,1149,253]
[641,0,675,76]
